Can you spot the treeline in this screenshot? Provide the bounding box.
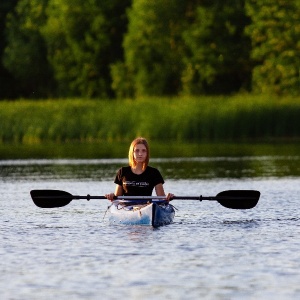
[1,0,300,99]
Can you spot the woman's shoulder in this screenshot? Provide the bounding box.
[117,166,131,174]
[119,166,131,171]
[146,166,161,174]
[146,166,164,183]
[120,166,131,170]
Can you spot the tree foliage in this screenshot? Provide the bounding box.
[1,0,300,99]
[182,0,251,95]
[2,0,54,98]
[113,0,187,97]
[246,0,300,95]
[42,0,130,97]
[0,0,23,98]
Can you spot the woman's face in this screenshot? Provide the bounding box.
[133,143,147,164]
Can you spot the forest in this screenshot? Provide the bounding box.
[1,0,300,100]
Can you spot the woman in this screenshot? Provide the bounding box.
[105,137,174,201]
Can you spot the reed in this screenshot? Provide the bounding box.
[1,95,300,144]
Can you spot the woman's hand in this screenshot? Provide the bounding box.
[155,184,174,201]
[166,193,174,201]
[105,193,115,201]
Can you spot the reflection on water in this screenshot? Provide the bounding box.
[155,156,300,179]
[1,156,300,181]
[0,159,125,181]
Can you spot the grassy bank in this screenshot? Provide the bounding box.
[1,95,300,144]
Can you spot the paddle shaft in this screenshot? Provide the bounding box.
[32,194,257,201]
[30,189,260,209]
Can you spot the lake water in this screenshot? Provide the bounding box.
[1,156,300,299]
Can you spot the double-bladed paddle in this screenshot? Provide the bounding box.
[30,189,260,210]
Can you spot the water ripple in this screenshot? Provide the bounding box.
[1,161,300,299]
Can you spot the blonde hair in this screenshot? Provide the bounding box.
[128,137,150,169]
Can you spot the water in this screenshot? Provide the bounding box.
[1,157,300,299]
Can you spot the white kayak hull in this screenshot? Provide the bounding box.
[108,201,175,227]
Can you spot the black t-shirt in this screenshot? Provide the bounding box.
[114,166,164,196]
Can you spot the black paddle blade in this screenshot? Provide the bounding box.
[30,189,73,208]
[216,190,260,209]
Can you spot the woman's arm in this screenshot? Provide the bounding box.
[155,183,165,196]
[155,183,174,201]
[114,184,123,196]
[105,185,123,201]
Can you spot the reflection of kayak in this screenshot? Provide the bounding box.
[108,200,175,227]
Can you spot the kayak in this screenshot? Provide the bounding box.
[108,200,175,227]
[108,201,175,227]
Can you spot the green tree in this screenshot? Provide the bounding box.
[0,0,20,99]
[182,0,251,95]
[245,0,300,95]
[42,0,130,98]
[2,0,55,98]
[113,0,186,97]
